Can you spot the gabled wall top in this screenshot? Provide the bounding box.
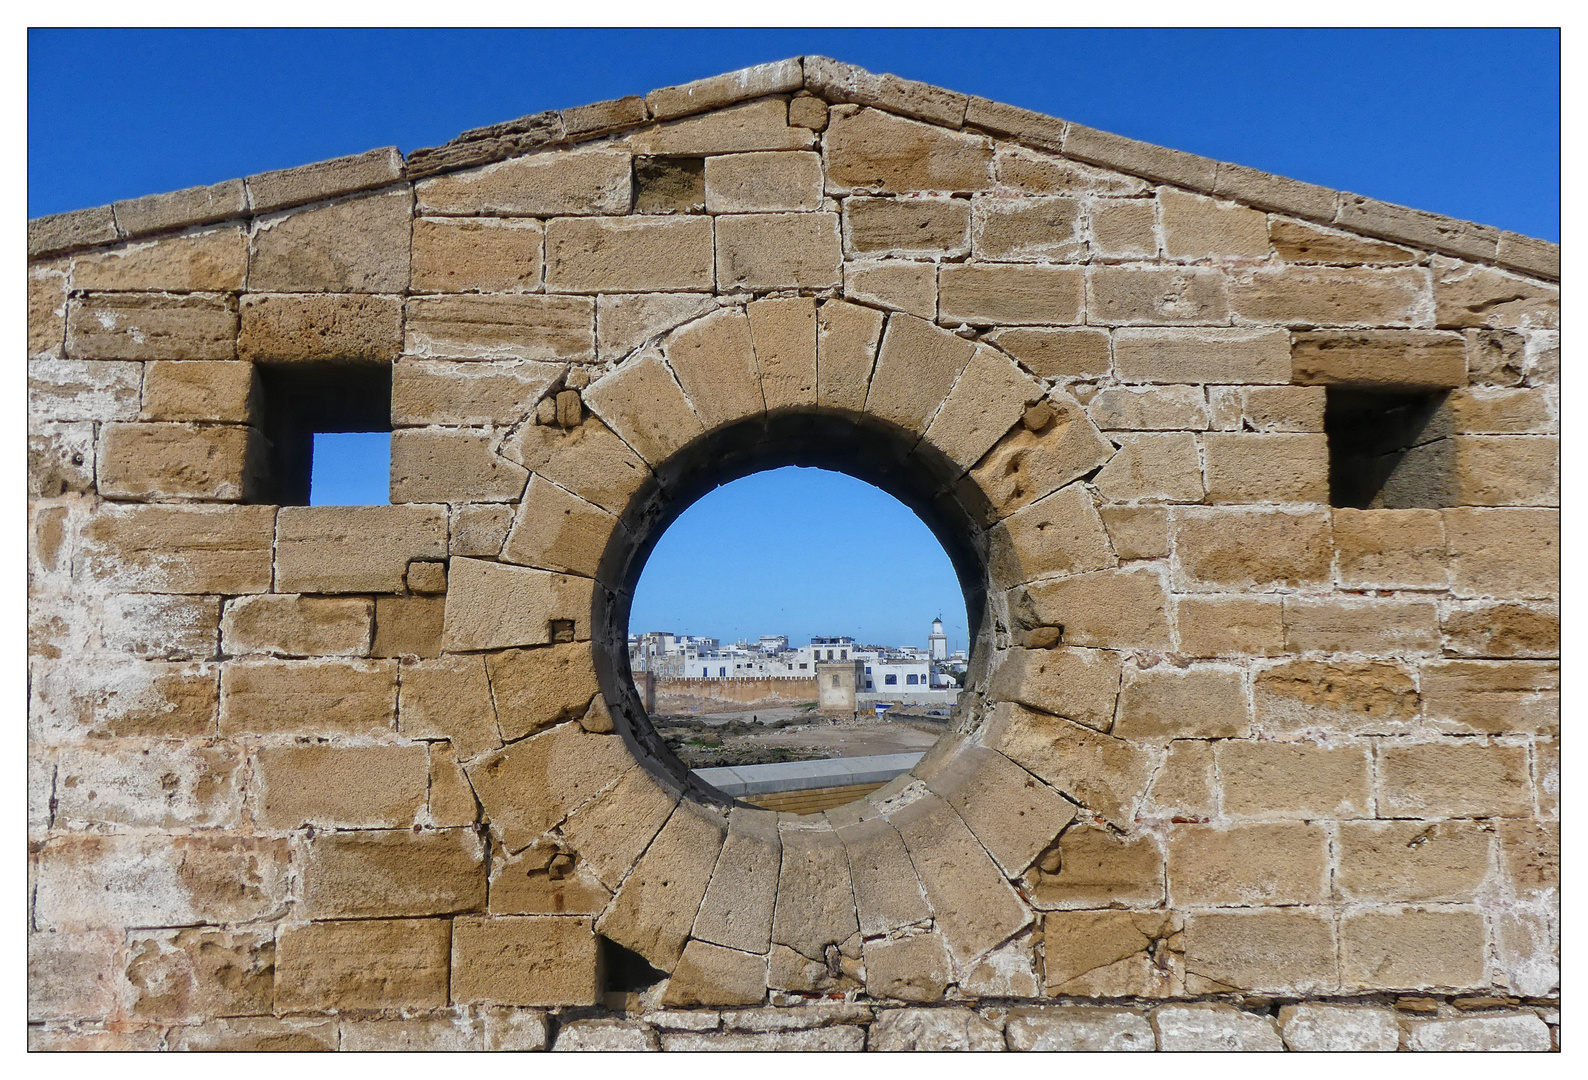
[27,56,1559,281]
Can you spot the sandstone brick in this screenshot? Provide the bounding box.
[995,144,1148,197]
[95,422,254,500]
[504,417,651,515]
[1269,218,1417,265]
[1429,386,1557,439]
[389,428,528,503]
[597,293,722,360]
[1168,823,1328,906]
[1279,1003,1403,1051]
[450,503,513,557]
[1291,329,1466,387]
[73,226,248,293]
[986,327,1110,380]
[834,816,931,938]
[302,827,485,918]
[842,259,935,318]
[629,98,814,156]
[598,802,726,970]
[808,300,882,415]
[1012,567,1171,651]
[772,823,860,960]
[1498,819,1559,899]
[860,934,951,1004]
[1406,1014,1552,1052]
[716,211,843,290]
[1238,384,1327,432]
[220,594,371,657]
[441,556,594,650]
[984,702,1154,826]
[1420,659,1559,735]
[123,927,274,1022]
[661,1027,863,1051]
[221,657,396,736]
[924,344,1045,471]
[1089,385,1208,432]
[560,766,680,894]
[29,205,119,258]
[1332,508,1447,589]
[844,195,970,258]
[68,292,237,361]
[891,792,1031,968]
[81,503,275,594]
[100,593,220,661]
[808,57,969,127]
[1253,658,1419,734]
[54,742,243,829]
[112,178,249,237]
[1088,197,1158,259]
[865,313,975,435]
[35,833,289,931]
[276,918,450,1011]
[1114,664,1249,740]
[486,642,601,741]
[1217,741,1371,819]
[1201,432,1329,504]
[662,940,767,1007]
[489,840,611,916]
[501,474,618,580]
[989,482,1114,587]
[926,744,1077,877]
[1173,507,1332,591]
[972,195,1086,262]
[939,264,1084,326]
[249,188,412,293]
[1441,600,1559,659]
[633,157,709,215]
[1283,596,1441,655]
[703,150,823,213]
[556,1019,659,1051]
[245,146,403,212]
[1065,119,1221,189]
[467,724,632,852]
[1339,908,1487,991]
[1378,741,1533,818]
[31,933,129,1023]
[1141,740,1216,819]
[824,106,992,194]
[275,505,446,593]
[690,806,781,951]
[1024,825,1163,909]
[871,1004,1004,1050]
[370,594,444,658]
[28,262,68,357]
[1228,266,1429,327]
[547,215,713,293]
[1336,820,1490,903]
[1175,596,1285,658]
[29,659,219,740]
[141,360,255,423]
[391,359,557,426]
[238,292,402,363]
[1415,434,1559,507]
[404,293,593,361]
[416,146,632,216]
[788,94,829,131]
[1093,432,1205,503]
[410,216,544,294]
[481,1007,553,1050]
[1006,1006,1154,1051]
[340,1017,483,1051]
[167,1017,337,1052]
[964,393,1114,519]
[426,740,478,827]
[1089,266,1229,325]
[1114,327,1290,384]
[1444,507,1558,599]
[1184,908,1337,994]
[1159,187,1268,259]
[1100,504,1169,561]
[583,350,705,464]
[748,296,818,412]
[253,743,427,828]
[658,306,762,434]
[1042,909,1182,997]
[1434,259,1558,331]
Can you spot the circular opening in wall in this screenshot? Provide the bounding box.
[631,466,970,811]
[591,410,997,813]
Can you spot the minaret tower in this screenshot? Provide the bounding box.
[928,616,949,661]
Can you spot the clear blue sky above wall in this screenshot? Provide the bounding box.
[28,28,1559,238]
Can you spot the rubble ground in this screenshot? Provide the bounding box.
[652,708,945,768]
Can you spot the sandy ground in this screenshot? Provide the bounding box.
[652,708,947,767]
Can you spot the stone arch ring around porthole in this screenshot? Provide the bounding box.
[444,298,1161,989]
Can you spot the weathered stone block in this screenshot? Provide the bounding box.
[1253,657,1419,734]
[253,743,427,828]
[1269,218,1416,265]
[1228,266,1428,327]
[984,702,1153,826]
[1113,327,1289,384]
[1024,824,1163,909]
[68,292,237,361]
[925,345,1045,471]
[221,658,396,735]
[1175,595,1285,658]
[486,642,600,741]
[1217,741,1371,818]
[1154,1004,1282,1051]
[865,312,976,436]
[716,211,843,290]
[989,645,1122,732]
[1419,659,1559,735]
[73,226,248,293]
[302,827,485,918]
[1202,432,1329,503]
[245,146,404,213]
[112,178,248,237]
[238,293,401,363]
[1444,507,1558,599]
[1088,196,1158,259]
[1114,664,1249,740]
[985,327,1111,380]
[1089,385,1208,432]
[276,918,451,1011]
[370,594,445,658]
[1282,596,1441,655]
[824,106,992,193]
[1184,908,1337,994]
[813,298,883,412]
[504,417,651,515]
[629,98,814,156]
[558,765,679,895]
[1092,432,1205,503]
[995,144,1147,196]
[870,1004,1002,1048]
[390,428,529,503]
[926,744,1077,877]
[404,293,593,361]
[220,594,372,657]
[988,481,1113,587]
[1332,508,1447,589]
[1441,600,1559,659]
[99,593,220,661]
[1005,1006,1154,1051]
[772,823,861,961]
[965,393,1113,519]
[1012,566,1171,651]
[845,195,970,257]
[416,146,632,216]
[166,1017,337,1052]
[275,505,447,593]
[1172,507,1332,591]
[1168,822,1328,905]
[123,927,275,1023]
[971,195,1084,262]
[1238,384,1327,432]
[441,558,593,652]
[1406,1014,1552,1052]
[939,264,1083,326]
[141,360,256,423]
[598,802,726,971]
[1159,187,1268,259]
[501,474,618,579]
[53,742,243,829]
[1089,266,1229,325]
[453,916,600,1007]
[1336,820,1490,903]
[597,292,722,359]
[1279,1003,1403,1051]
[467,724,631,852]
[546,215,713,294]
[1377,741,1533,818]
[391,359,559,427]
[410,216,544,294]
[704,150,823,212]
[1042,909,1182,997]
[1099,504,1169,560]
[28,262,68,357]
[661,940,767,1007]
[1434,259,1558,331]
[1291,330,1466,387]
[748,296,818,412]
[834,816,930,939]
[1339,908,1487,991]
[249,187,412,293]
[81,503,275,594]
[842,259,936,318]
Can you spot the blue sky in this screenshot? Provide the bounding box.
[29,30,1559,650]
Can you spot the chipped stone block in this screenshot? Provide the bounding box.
[868,1006,1003,1050]
[1154,1003,1282,1051]
[276,918,451,1012]
[1005,1006,1154,1051]
[253,743,427,829]
[452,915,600,1007]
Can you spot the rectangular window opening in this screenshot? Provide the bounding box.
[249,362,392,506]
[1324,386,1451,509]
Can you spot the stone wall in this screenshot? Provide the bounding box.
[28,57,1558,1051]
[655,676,818,711]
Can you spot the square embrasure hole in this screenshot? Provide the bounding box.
[1324,386,1452,509]
[250,363,391,506]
